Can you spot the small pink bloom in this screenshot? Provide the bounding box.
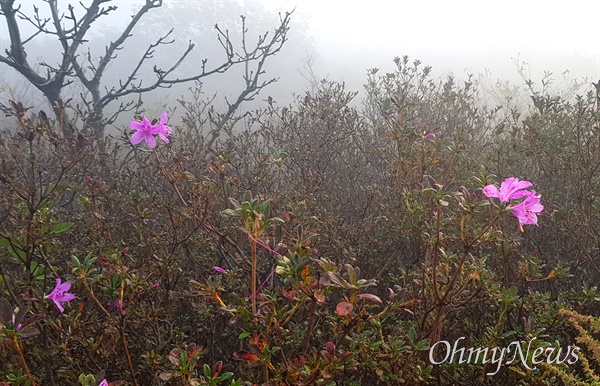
[99,380,109,386]
[213,266,226,274]
[153,282,159,289]
[108,300,127,314]
[129,112,172,148]
[153,111,172,144]
[484,177,544,231]
[484,177,532,203]
[508,190,544,231]
[45,278,75,313]
[130,116,156,148]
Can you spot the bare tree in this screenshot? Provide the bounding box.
[0,0,291,148]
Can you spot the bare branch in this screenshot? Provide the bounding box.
[92,0,162,86]
[0,0,47,85]
[1,0,292,150]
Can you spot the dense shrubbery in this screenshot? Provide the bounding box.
[2,57,600,385]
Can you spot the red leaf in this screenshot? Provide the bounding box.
[336,301,353,316]
[325,342,335,356]
[212,360,223,377]
[314,289,325,304]
[356,293,383,304]
[282,288,297,300]
[233,351,260,362]
[250,335,267,353]
[300,265,310,280]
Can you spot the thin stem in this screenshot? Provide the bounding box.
[250,235,257,316]
[120,314,139,386]
[263,362,269,384]
[440,248,470,304]
[246,268,276,302]
[13,337,32,381]
[281,300,304,328]
[82,278,110,317]
[152,149,188,207]
[83,275,138,385]
[243,231,283,306]
[245,231,284,258]
[0,263,19,306]
[467,215,499,249]
[432,204,442,302]
[301,297,317,353]
[501,240,508,288]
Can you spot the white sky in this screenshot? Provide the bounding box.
[4,0,600,79]
[262,0,600,87]
[2,0,599,103]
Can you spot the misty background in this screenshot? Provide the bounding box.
[1,0,599,131]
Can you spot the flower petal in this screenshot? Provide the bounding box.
[483,185,500,199]
[58,293,76,302]
[130,131,144,145]
[129,120,144,131]
[53,299,65,313]
[500,177,532,201]
[508,191,543,229]
[45,277,75,312]
[58,281,71,292]
[145,134,156,149]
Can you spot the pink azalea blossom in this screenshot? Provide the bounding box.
[129,112,172,148]
[484,177,544,231]
[153,112,172,144]
[508,190,544,232]
[108,299,127,314]
[45,278,75,313]
[483,177,532,203]
[130,116,157,148]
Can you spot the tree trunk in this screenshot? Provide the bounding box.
[45,87,75,143]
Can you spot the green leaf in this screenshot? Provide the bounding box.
[203,363,211,379]
[29,261,45,280]
[220,372,233,381]
[0,238,26,264]
[71,255,81,268]
[239,331,251,340]
[51,222,74,234]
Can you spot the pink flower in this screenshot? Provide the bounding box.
[484,177,544,231]
[108,300,127,314]
[153,112,172,144]
[45,278,75,313]
[129,112,172,148]
[213,266,226,274]
[130,116,157,148]
[484,177,532,202]
[509,190,544,232]
[99,380,108,386]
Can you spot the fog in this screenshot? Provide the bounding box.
[1,0,599,129]
[281,0,600,106]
